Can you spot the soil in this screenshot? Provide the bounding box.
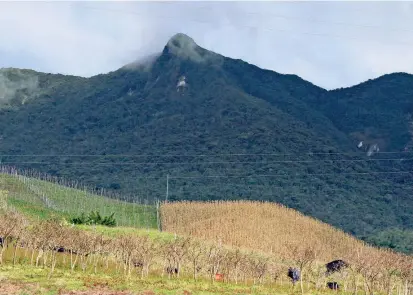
[0,282,23,295]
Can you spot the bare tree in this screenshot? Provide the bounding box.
[267,260,285,286]
[227,249,244,284]
[186,239,205,281]
[116,234,136,278]
[162,237,190,279]
[287,242,318,295]
[357,247,385,295]
[134,235,158,279]
[249,253,270,285]
[0,211,26,265]
[398,255,413,295]
[381,251,403,295]
[46,222,68,279]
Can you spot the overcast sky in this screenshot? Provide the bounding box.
[1,1,413,90]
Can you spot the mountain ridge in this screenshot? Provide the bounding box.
[1,32,412,92]
[0,33,412,250]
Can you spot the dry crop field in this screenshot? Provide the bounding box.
[161,201,368,260]
[161,201,413,295]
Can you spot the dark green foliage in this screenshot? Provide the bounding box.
[0,35,412,251]
[70,211,116,227]
[363,229,413,254]
[70,212,88,225]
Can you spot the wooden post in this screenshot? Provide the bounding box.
[165,174,169,202]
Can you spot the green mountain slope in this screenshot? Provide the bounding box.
[0,33,411,243]
[305,73,413,152]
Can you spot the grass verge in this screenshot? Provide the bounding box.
[0,265,295,295]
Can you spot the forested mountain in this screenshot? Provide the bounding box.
[0,33,412,247]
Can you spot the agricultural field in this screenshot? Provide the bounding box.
[0,172,157,228]
[161,201,365,261]
[1,172,413,295]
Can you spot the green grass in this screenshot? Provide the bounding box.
[0,265,298,295]
[0,173,158,228]
[8,198,70,220]
[76,224,175,241]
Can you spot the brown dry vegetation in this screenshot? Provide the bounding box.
[161,201,366,261]
[161,201,413,295]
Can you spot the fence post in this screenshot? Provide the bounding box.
[156,199,162,232]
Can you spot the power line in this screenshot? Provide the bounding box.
[169,170,413,179]
[0,151,411,158]
[0,158,411,166]
[1,169,411,181]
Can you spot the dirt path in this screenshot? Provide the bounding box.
[0,282,26,295]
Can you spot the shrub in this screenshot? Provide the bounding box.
[70,211,116,227]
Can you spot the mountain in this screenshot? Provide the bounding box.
[0,33,412,247]
[306,73,413,152]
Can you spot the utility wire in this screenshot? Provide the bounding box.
[4,168,410,179]
[1,171,411,181]
[0,158,412,165]
[169,170,413,179]
[1,151,411,158]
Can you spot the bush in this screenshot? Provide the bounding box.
[70,211,116,227]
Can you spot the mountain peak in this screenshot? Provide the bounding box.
[163,33,221,64]
[164,33,200,61]
[167,33,198,50]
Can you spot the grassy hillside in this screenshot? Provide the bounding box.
[0,172,157,228]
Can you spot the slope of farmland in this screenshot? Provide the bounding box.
[1,183,411,295]
[0,171,157,228]
[161,201,370,261]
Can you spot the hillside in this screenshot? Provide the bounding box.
[0,170,157,228]
[0,33,412,245]
[1,196,412,295]
[161,201,373,261]
[311,73,413,152]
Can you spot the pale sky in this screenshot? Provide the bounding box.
[1,1,413,90]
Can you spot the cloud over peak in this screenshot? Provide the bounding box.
[0,1,412,90]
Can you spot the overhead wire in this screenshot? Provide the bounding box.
[169,170,413,179]
[0,158,412,165]
[0,150,412,158]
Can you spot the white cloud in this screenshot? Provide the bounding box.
[0,1,412,89]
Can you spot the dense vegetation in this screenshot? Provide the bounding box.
[2,198,413,295]
[0,33,412,247]
[70,211,117,227]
